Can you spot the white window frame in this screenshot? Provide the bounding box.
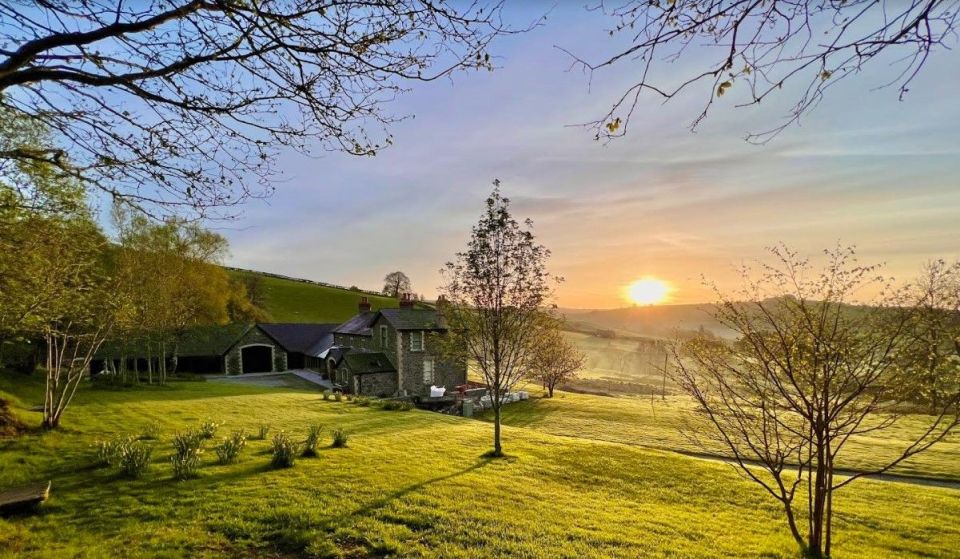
[410,331,425,352]
[422,357,434,384]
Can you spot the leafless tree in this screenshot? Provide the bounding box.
[671,245,960,559]
[0,1,519,216]
[564,1,959,143]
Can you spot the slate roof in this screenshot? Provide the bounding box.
[342,352,396,374]
[333,311,377,336]
[258,323,339,354]
[97,324,254,358]
[304,333,335,358]
[378,308,447,331]
[180,324,255,356]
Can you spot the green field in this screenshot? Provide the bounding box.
[2,373,958,558]
[481,391,960,482]
[561,331,670,395]
[228,269,402,323]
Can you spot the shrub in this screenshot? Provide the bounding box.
[198,419,220,439]
[322,390,331,401]
[118,441,153,478]
[271,431,300,468]
[0,398,27,437]
[302,425,324,457]
[173,429,203,454]
[257,423,270,440]
[345,394,353,402]
[172,430,205,480]
[215,429,247,465]
[331,428,348,448]
[333,392,342,402]
[94,435,132,467]
[382,399,413,412]
[353,396,371,407]
[140,421,162,440]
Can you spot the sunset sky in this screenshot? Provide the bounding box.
[220,3,960,309]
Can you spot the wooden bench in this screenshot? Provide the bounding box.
[0,481,50,515]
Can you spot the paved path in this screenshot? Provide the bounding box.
[288,369,334,390]
[204,370,331,390]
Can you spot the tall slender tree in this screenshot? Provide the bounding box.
[438,181,557,456]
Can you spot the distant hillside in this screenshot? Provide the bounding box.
[562,303,733,339]
[227,268,402,323]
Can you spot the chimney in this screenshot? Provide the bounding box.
[358,296,371,312]
[399,293,414,309]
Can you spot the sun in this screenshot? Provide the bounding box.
[627,278,671,305]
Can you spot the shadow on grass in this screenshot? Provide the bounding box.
[343,457,495,523]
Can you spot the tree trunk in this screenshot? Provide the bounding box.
[783,501,804,551]
[170,339,179,376]
[808,434,828,559]
[547,383,554,398]
[492,402,503,457]
[146,344,153,384]
[160,340,167,385]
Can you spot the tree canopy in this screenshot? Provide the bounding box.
[0,1,515,215]
[568,1,958,143]
[382,271,412,298]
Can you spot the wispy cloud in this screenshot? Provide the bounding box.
[220,3,960,309]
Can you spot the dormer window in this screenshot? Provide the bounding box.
[410,331,424,352]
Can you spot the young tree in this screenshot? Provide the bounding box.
[900,260,960,409]
[227,277,272,324]
[438,181,557,456]
[40,217,113,428]
[0,2,518,215]
[528,319,585,397]
[382,271,412,298]
[567,2,957,143]
[671,246,960,559]
[111,208,233,383]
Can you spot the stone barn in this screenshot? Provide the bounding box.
[93,323,338,376]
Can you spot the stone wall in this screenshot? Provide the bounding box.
[223,326,287,375]
[354,372,398,397]
[333,333,372,351]
[391,328,465,396]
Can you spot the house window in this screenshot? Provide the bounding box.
[410,331,424,352]
[422,357,434,384]
[380,325,388,348]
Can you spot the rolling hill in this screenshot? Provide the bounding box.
[563,304,733,339]
[226,268,404,323]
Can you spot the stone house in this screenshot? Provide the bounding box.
[327,295,467,397]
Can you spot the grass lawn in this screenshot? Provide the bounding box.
[482,390,960,482]
[1,373,959,558]
[228,270,401,323]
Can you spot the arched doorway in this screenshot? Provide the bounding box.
[241,345,273,374]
